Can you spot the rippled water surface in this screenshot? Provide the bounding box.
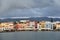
[0,31,60,40]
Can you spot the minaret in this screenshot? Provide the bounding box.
[51,18,53,22]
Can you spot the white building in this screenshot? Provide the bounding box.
[45,21,53,30]
[29,21,35,28]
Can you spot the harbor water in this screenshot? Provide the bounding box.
[0,31,60,40]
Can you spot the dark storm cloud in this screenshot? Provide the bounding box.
[0,0,60,17]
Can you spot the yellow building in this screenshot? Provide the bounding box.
[56,23,60,29]
[1,22,14,31]
[39,21,45,29]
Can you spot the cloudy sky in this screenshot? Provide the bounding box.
[0,0,60,18]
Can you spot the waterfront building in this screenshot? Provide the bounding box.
[56,23,60,29]
[55,21,60,30]
[15,20,33,30]
[53,21,60,30]
[0,22,14,31]
[15,22,23,30]
[29,21,36,30]
[0,23,3,32]
[29,21,35,28]
[45,21,53,30]
[39,21,45,30]
[37,23,40,29]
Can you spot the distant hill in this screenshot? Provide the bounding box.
[0,17,60,22]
